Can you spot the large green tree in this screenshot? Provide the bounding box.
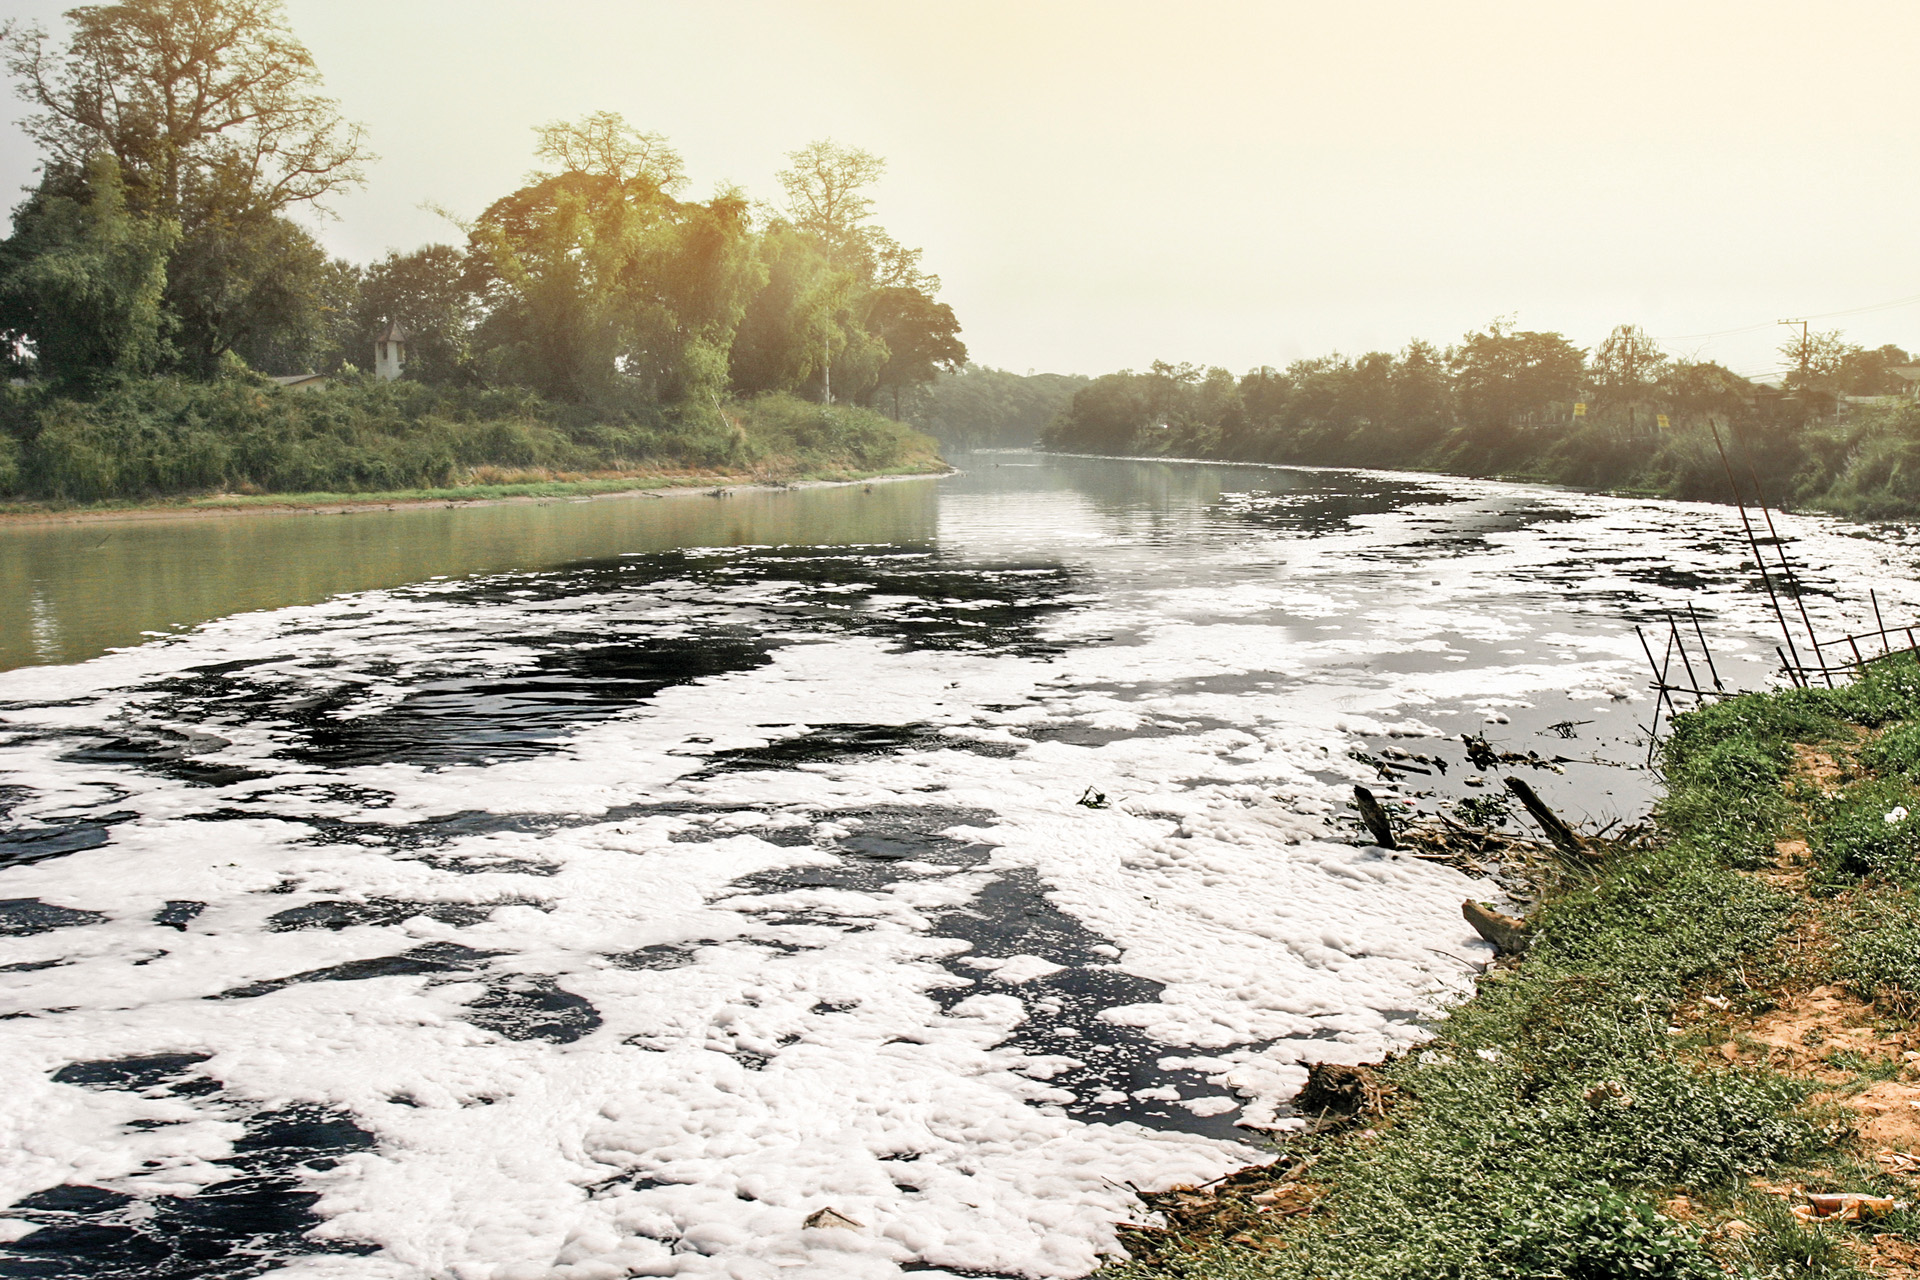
[732,139,958,408]
[867,286,965,416]
[349,245,476,383]
[465,113,760,404]
[0,153,178,383]
[3,0,370,376]
[1449,319,1587,430]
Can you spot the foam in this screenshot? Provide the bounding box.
[2,467,1914,1276]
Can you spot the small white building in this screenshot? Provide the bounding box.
[374,320,408,381]
[269,372,330,392]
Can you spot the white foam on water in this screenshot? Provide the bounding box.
[3,464,1918,1277]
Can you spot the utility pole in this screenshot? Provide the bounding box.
[1777,318,1810,380]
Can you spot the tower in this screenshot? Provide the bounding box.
[374,319,408,381]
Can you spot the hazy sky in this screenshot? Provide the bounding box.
[3,0,1917,380]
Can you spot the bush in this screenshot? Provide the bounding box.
[0,378,938,501]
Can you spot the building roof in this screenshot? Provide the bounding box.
[269,372,329,388]
[1888,365,1920,383]
[376,319,408,342]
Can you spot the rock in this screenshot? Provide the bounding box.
[1250,1183,1321,1216]
[803,1207,864,1231]
[1462,900,1529,955]
[1583,1080,1633,1108]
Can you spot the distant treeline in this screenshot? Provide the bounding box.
[0,3,958,501]
[1041,322,1920,518]
[905,365,1090,448]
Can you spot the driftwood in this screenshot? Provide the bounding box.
[1462,899,1529,955]
[1502,776,1594,861]
[1352,785,1397,849]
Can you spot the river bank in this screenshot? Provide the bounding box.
[1108,661,1920,1280]
[0,379,945,510]
[0,462,953,527]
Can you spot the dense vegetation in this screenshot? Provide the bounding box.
[905,364,1089,449]
[1044,325,1920,518]
[0,2,960,504]
[1109,657,1920,1279]
[0,380,937,503]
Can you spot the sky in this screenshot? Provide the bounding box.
[1,0,1916,380]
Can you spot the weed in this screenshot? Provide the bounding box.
[1833,895,1920,1013]
[1807,778,1920,884]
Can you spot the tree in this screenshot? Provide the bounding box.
[165,205,330,374]
[905,365,1087,448]
[3,0,368,222]
[1658,359,1750,428]
[778,140,884,261]
[3,0,370,377]
[1590,323,1667,428]
[350,245,475,382]
[1045,370,1153,451]
[1835,343,1912,396]
[1777,327,1858,393]
[0,154,178,383]
[532,110,685,192]
[1392,339,1451,444]
[1450,319,1586,430]
[465,113,759,404]
[866,286,965,416]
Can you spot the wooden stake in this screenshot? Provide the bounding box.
[1503,776,1593,861]
[1352,785,1397,849]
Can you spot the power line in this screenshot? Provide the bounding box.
[1657,290,1920,344]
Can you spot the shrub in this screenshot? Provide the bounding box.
[0,378,938,501]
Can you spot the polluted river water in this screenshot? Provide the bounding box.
[1,451,1919,1279]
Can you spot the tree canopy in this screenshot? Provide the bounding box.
[0,0,965,418]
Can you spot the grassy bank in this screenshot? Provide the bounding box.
[1110,661,1920,1279]
[0,376,943,507]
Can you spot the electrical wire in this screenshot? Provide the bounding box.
[1657,291,1920,344]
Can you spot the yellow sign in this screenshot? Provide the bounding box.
[1656,414,1671,430]
[1572,402,1587,417]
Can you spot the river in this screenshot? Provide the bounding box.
[1,453,1916,1279]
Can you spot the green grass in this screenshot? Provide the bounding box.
[1106,656,1920,1280]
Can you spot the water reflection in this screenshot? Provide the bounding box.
[0,481,940,670]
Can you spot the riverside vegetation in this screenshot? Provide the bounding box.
[1105,658,1920,1280]
[1042,327,1920,519]
[0,3,961,508]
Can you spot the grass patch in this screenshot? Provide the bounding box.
[1107,656,1920,1280]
